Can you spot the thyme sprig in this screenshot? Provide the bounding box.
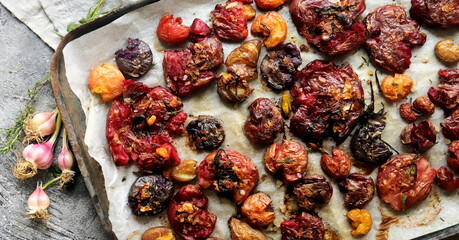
[0,74,50,153]
[66,0,107,32]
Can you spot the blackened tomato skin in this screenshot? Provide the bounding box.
[167,185,217,240]
[128,175,174,216]
[244,98,283,144]
[377,154,436,211]
[156,14,190,45]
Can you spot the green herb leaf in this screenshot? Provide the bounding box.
[66,0,108,32]
[392,82,399,86]
[50,164,63,178]
[401,194,408,210]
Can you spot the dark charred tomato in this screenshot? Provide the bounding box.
[217,72,253,103]
[399,103,420,122]
[289,0,366,55]
[106,80,187,169]
[351,84,392,164]
[377,154,436,211]
[448,141,459,171]
[211,1,252,41]
[428,69,459,114]
[241,193,275,227]
[292,174,333,210]
[280,212,325,240]
[364,5,426,73]
[339,173,375,208]
[156,14,190,45]
[400,120,437,153]
[186,116,225,150]
[410,0,459,29]
[290,60,364,145]
[244,98,283,144]
[128,175,174,216]
[115,38,152,79]
[436,166,459,191]
[321,147,351,179]
[168,185,217,240]
[163,19,223,98]
[198,149,259,204]
[264,139,308,185]
[260,42,302,91]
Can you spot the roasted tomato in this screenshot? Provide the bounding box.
[225,40,262,82]
[380,74,414,102]
[399,103,420,122]
[400,120,437,153]
[128,175,174,216]
[436,166,459,191]
[241,193,275,227]
[292,174,333,210]
[339,173,375,208]
[88,62,125,102]
[186,116,225,150]
[289,0,366,55]
[364,5,426,73]
[141,226,175,240]
[198,149,259,204]
[211,1,253,41]
[290,60,364,145]
[168,185,217,240]
[229,217,267,240]
[251,11,287,49]
[260,43,302,91]
[410,0,459,29]
[156,14,190,45]
[217,72,253,103]
[264,139,308,185]
[428,69,459,114]
[163,19,223,97]
[442,110,459,141]
[255,0,286,10]
[377,154,436,211]
[321,147,351,179]
[281,212,325,240]
[413,96,435,116]
[189,18,212,43]
[115,38,153,79]
[106,80,187,169]
[351,84,393,164]
[244,98,283,144]
[448,141,459,171]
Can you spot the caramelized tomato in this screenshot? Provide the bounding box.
[156,14,190,45]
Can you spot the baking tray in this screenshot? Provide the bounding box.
[49,0,459,239]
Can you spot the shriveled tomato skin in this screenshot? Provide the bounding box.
[197,149,259,204]
[428,69,459,114]
[410,0,459,29]
[264,140,308,185]
[377,154,436,211]
[244,98,283,144]
[280,212,325,240]
[364,5,426,73]
[106,80,187,169]
[436,166,459,191]
[156,14,190,45]
[448,141,459,171]
[167,185,216,240]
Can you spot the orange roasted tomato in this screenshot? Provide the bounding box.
[156,14,190,45]
[241,193,275,227]
[198,149,259,205]
[88,62,125,102]
[377,153,436,211]
[320,147,351,179]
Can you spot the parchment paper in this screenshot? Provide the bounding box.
[62,0,459,239]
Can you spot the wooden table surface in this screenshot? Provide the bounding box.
[0,4,110,240]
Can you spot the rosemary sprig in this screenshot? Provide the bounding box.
[66,0,107,32]
[0,74,50,154]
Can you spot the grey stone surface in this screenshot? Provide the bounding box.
[0,4,110,240]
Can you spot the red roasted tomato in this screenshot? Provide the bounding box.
[167,185,217,240]
[211,1,252,41]
[281,212,325,240]
[198,149,259,204]
[156,14,190,45]
[410,0,459,29]
[264,139,308,185]
[320,147,351,179]
[106,80,187,169]
[289,0,366,55]
[244,98,283,144]
[377,154,436,211]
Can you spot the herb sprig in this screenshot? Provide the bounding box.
[67,0,107,32]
